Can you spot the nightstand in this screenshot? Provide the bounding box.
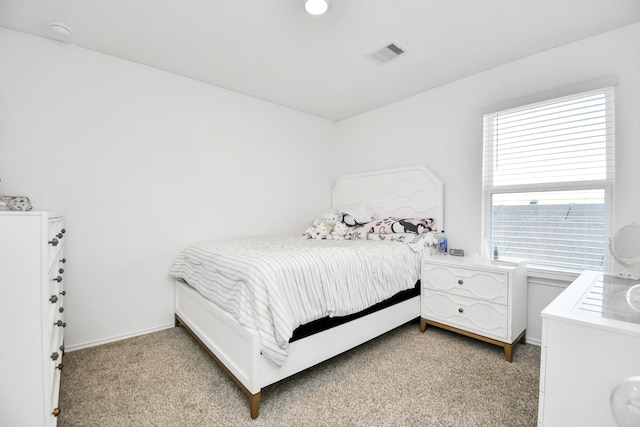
[420,255,527,362]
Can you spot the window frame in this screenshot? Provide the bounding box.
[481,87,615,273]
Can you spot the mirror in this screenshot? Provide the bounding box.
[609,223,640,266]
[627,285,640,312]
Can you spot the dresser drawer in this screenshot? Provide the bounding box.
[422,263,508,305]
[422,288,508,341]
[50,366,62,426]
[48,264,65,292]
[49,325,64,371]
[46,218,65,269]
[48,262,63,284]
[49,310,65,352]
[47,285,64,324]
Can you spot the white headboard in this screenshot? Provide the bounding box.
[332,165,444,227]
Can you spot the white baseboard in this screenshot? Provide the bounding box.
[64,320,542,353]
[526,337,541,347]
[66,322,175,352]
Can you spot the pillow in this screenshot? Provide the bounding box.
[365,217,436,234]
[366,233,418,242]
[339,204,375,226]
[344,225,368,240]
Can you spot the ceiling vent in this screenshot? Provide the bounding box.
[369,43,406,64]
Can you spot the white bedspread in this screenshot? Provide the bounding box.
[169,235,421,366]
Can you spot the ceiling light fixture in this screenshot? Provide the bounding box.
[49,22,72,36]
[304,0,329,15]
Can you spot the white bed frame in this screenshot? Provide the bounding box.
[174,165,443,418]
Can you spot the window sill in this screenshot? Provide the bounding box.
[527,266,582,283]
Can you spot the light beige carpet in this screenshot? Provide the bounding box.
[59,320,540,426]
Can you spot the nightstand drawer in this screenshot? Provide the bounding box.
[422,289,508,341]
[422,263,508,304]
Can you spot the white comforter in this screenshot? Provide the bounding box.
[169,235,421,366]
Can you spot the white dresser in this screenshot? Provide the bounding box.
[538,270,640,426]
[420,255,528,361]
[0,212,67,427]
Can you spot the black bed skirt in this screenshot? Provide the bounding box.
[290,281,420,343]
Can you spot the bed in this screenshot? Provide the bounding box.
[169,165,443,418]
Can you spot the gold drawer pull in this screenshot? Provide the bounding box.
[52,408,60,417]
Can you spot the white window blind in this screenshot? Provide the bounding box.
[482,87,614,271]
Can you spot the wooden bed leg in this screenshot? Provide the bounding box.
[420,317,427,333]
[175,311,261,419]
[249,392,261,419]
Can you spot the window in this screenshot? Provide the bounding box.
[482,88,614,271]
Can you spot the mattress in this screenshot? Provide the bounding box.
[169,235,421,366]
[290,281,420,342]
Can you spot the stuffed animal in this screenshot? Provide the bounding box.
[303,219,321,239]
[314,222,331,239]
[303,219,333,240]
[331,222,348,240]
[302,210,342,240]
[323,209,341,228]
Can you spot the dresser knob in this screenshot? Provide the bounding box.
[59,307,64,313]
[50,352,59,361]
[57,363,64,370]
[54,320,67,328]
[458,279,464,285]
[59,268,64,274]
[52,408,60,417]
[60,344,65,352]
[61,228,66,234]
[458,308,464,313]
[60,290,66,296]
[59,258,66,264]
[49,295,58,304]
[53,276,62,283]
[56,232,64,239]
[48,238,59,246]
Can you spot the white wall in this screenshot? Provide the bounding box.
[2,23,639,350]
[336,23,640,344]
[0,29,337,349]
